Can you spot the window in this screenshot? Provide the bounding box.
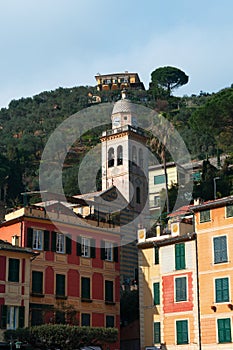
[108,147,114,168]
[139,148,143,168]
[176,320,189,344]
[32,271,43,295]
[175,277,187,302]
[214,236,228,264]
[32,229,43,250]
[154,175,165,185]
[226,204,233,218]
[56,274,65,297]
[154,246,159,264]
[117,145,123,165]
[82,237,90,257]
[8,258,19,282]
[132,146,137,164]
[154,322,161,344]
[0,306,25,330]
[154,196,160,207]
[106,315,114,328]
[218,318,232,343]
[81,313,90,326]
[27,228,50,251]
[200,209,211,223]
[136,187,141,204]
[175,243,186,270]
[56,233,65,253]
[81,277,91,300]
[105,280,114,303]
[77,237,95,258]
[153,282,160,305]
[215,278,229,303]
[101,241,118,262]
[55,311,65,324]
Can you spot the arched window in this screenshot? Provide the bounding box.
[139,148,143,168]
[108,147,114,168]
[132,146,137,165]
[136,187,141,204]
[117,145,123,165]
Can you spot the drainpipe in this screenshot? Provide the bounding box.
[194,229,202,350]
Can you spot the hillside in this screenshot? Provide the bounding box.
[0,84,232,206]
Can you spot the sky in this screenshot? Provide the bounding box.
[0,0,233,108]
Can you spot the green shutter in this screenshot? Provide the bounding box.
[177,320,188,344]
[153,282,160,305]
[218,318,232,343]
[113,244,118,262]
[100,240,105,260]
[51,232,57,252]
[214,236,227,263]
[90,239,96,258]
[215,278,229,303]
[175,243,185,270]
[105,281,113,302]
[66,235,72,255]
[226,204,233,218]
[154,322,161,344]
[8,258,20,282]
[76,236,82,256]
[0,305,7,329]
[81,277,90,299]
[32,271,43,294]
[19,306,25,328]
[56,274,65,296]
[27,228,33,248]
[154,246,159,264]
[176,277,187,302]
[106,315,114,328]
[44,231,50,251]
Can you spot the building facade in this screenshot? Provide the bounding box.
[0,204,121,350]
[138,196,233,349]
[0,240,36,339]
[95,72,145,91]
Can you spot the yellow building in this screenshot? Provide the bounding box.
[0,240,37,340]
[95,72,145,91]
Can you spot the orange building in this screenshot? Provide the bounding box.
[95,72,145,91]
[193,196,233,348]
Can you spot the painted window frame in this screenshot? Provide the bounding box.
[176,319,189,345]
[226,204,233,218]
[200,209,211,223]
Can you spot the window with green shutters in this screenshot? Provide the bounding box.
[214,236,228,264]
[8,258,20,282]
[153,282,160,305]
[215,278,229,303]
[175,277,187,302]
[154,322,161,344]
[176,320,189,344]
[200,209,211,223]
[175,243,186,270]
[56,274,65,297]
[105,280,114,303]
[81,277,91,300]
[218,318,232,343]
[32,271,43,294]
[154,246,159,264]
[226,204,233,218]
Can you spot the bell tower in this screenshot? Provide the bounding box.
[100,92,148,219]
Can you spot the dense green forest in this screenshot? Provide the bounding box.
[0,76,232,208]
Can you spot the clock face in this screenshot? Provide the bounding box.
[113,116,121,127]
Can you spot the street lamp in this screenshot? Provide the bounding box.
[213,177,220,200]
